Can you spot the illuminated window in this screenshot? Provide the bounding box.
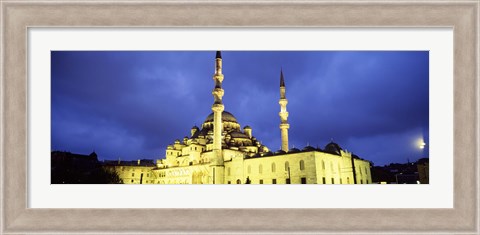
[299,160,305,170]
[301,177,307,184]
[259,164,263,174]
[272,179,277,184]
[259,179,263,184]
[271,163,276,173]
[285,161,290,171]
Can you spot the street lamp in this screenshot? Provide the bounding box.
[419,142,426,149]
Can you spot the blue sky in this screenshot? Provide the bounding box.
[51,51,429,166]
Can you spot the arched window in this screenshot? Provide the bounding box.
[285,161,290,171]
[259,164,263,174]
[236,179,241,184]
[271,163,276,173]
[299,160,305,170]
[247,165,251,174]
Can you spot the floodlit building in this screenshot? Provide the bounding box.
[103,159,156,184]
[111,51,372,184]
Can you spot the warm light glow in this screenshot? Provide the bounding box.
[419,142,426,149]
[416,138,426,149]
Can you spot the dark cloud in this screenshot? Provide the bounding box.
[51,51,429,165]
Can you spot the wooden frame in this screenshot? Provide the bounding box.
[1,0,478,233]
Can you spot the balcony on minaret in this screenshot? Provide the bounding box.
[212,88,224,104]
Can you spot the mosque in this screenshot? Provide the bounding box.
[106,51,372,184]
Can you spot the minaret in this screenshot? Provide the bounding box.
[210,51,225,184]
[279,69,290,152]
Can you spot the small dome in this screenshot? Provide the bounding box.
[302,146,316,151]
[229,131,249,139]
[324,142,342,155]
[264,151,274,156]
[243,125,251,129]
[290,148,300,152]
[191,126,199,130]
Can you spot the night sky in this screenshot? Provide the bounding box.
[51,51,429,166]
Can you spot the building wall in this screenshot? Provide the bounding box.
[224,152,317,184]
[110,151,372,185]
[153,164,210,184]
[224,151,372,184]
[105,165,156,184]
[354,158,372,184]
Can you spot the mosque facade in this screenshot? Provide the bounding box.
[106,51,372,184]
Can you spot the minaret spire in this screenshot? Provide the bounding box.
[280,68,285,88]
[210,51,225,184]
[279,68,290,152]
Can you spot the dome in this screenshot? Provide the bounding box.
[202,111,241,132]
[324,142,342,155]
[204,111,238,124]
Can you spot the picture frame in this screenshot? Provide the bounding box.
[1,0,478,234]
